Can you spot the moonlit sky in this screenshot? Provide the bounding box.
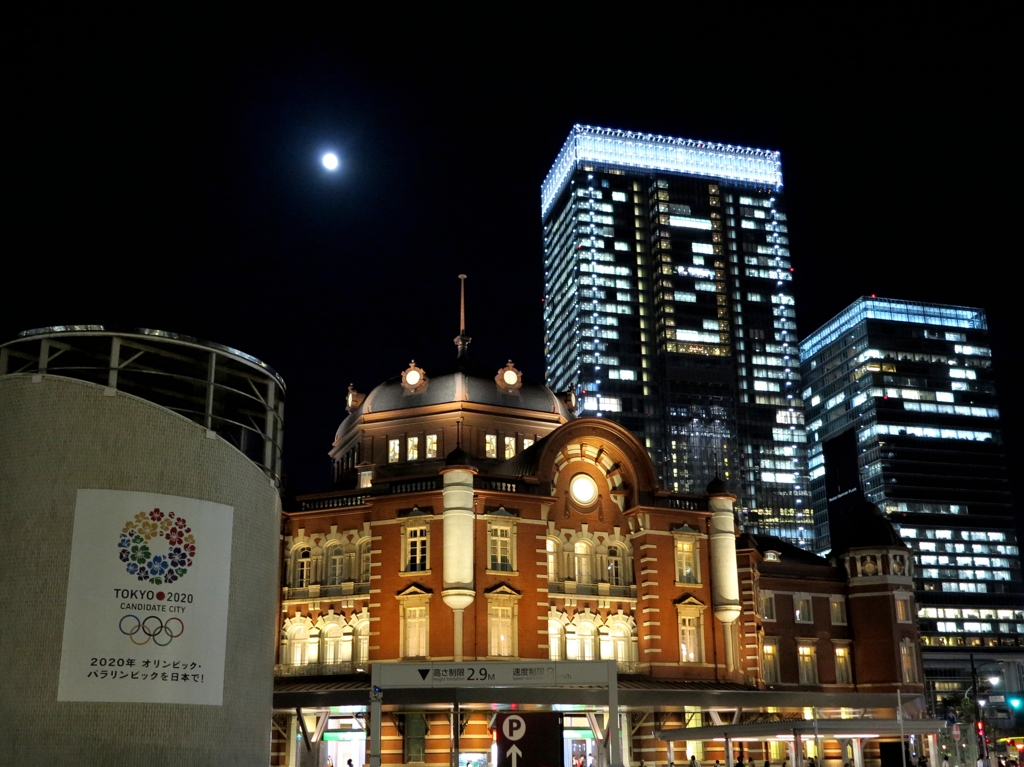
[7,21,1020,537]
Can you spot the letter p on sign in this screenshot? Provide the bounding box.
[502,715,526,742]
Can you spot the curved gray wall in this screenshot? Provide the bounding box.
[0,374,280,766]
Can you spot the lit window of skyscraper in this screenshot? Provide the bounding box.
[541,125,811,547]
[801,297,1023,659]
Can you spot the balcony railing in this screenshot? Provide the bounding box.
[546,581,637,598]
[299,494,370,511]
[284,582,370,600]
[275,661,366,677]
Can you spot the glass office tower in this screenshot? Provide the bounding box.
[801,297,1023,707]
[541,125,812,547]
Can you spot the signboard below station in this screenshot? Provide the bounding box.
[375,660,614,689]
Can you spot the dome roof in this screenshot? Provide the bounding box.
[335,358,573,443]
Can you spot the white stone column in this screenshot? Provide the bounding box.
[709,492,741,669]
[852,738,864,767]
[441,466,477,661]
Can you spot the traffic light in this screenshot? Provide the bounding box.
[1008,695,1022,711]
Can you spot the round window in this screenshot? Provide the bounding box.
[569,473,599,506]
[502,369,518,386]
[405,369,421,386]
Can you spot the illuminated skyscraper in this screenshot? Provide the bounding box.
[801,298,1022,645]
[541,125,812,547]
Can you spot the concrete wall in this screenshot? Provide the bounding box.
[0,374,280,766]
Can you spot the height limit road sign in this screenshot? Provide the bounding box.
[495,713,562,767]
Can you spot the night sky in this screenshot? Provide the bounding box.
[7,23,1019,525]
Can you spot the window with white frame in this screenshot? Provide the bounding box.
[607,544,629,586]
[546,538,561,582]
[284,623,315,666]
[895,593,912,623]
[676,602,704,663]
[523,438,535,450]
[829,596,847,625]
[359,470,373,488]
[405,526,428,572]
[568,621,598,661]
[548,620,565,661]
[762,637,779,683]
[797,642,818,684]
[401,602,429,659]
[504,436,516,459]
[357,539,372,582]
[353,619,370,667]
[574,541,593,584]
[485,434,497,458]
[294,547,312,587]
[486,589,520,659]
[388,439,400,463]
[834,643,852,684]
[675,539,698,583]
[794,594,814,623]
[607,620,637,666]
[326,546,345,585]
[900,639,919,683]
[759,590,777,621]
[407,436,419,461]
[322,624,344,664]
[488,524,514,572]
[425,434,437,459]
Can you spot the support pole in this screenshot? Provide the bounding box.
[453,608,464,662]
[927,734,939,767]
[852,738,864,767]
[726,736,734,767]
[108,336,121,389]
[370,664,382,767]
[609,660,623,767]
[793,731,803,767]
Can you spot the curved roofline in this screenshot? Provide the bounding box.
[9,325,285,389]
[535,416,660,493]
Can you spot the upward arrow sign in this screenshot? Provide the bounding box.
[507,744,522,767]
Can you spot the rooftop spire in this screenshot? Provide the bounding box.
[454,274,471,358]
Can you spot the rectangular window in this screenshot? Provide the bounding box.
[388,439,401,463]
[759,591,776,621]
[504,436,516,459]
[835,645,852,684]
[895,595,912,623]
[406,527,427,572]
[358,470,373,488]
[679,615,701,662]
[485,434,497,458]
[797,643,818,684]
[675,540,698,583]
[523,438,534,450]
[762,639,779,683]
[489,527,512,571]
[407,436,419,461]
[404,607,428,658]
[425,434,437,459]
[900,641,919,683]
[830,596,847,625]
[794,594,813,623]
[489,606,513,657]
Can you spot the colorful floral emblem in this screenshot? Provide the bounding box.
[117,508,196,584]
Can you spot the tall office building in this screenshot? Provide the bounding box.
[541,125,812,547]
[801,297,1024,709]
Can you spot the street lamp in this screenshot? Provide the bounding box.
[969,655,1004,761]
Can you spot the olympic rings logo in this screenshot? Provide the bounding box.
[119,614,184,646]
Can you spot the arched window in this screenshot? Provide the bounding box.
[548,620,565,661]
[285,625,314,665]
[546,538,561,582]
[294,547,312,588]
[574,542,592,584]
[576,621,597,661]
[325,546,344,585]
[607,544,629,587]
[357,540,372,583]
[608,622,636,665]
[322,624,343,664]
[353,620,370,667]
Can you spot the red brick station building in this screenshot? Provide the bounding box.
[272,332,941,767]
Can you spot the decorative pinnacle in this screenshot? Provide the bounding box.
[454,274,471,357]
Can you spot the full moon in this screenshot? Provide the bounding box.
[322,152,339,171]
